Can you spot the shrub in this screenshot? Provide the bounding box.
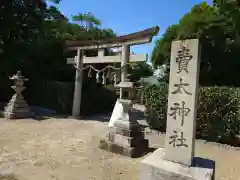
[0,78,12,102]
[81,83,117,115]
[25,80,74,114]
[0,78,116,115]
[141,85,240,146]
[142,84,168,131]
[197,87,240,145]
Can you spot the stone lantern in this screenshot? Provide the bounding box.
[4,71,33,119]
[117,75,135,99]
[100,75,149,157]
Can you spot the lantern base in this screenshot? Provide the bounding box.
[4,93,33,120]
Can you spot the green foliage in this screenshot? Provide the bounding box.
[0,0,46,50]
[141,85,240,146]
[142,84,168,131]
[129,62,153,81]
[151,2,240,86]
[197,87,240,144]
[48,0,62,4]
[151,25,179,68]
[214,0,240,36]
[0,78,12,102]
[45,6,67,21]
[0,0,117,80]
[81,84,117,115]
[177,2,217,39]
[72,12,101,29]
[25,81,73,113]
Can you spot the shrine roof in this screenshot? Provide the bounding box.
[66,26,159,50]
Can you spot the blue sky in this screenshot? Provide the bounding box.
[51,0,211,62]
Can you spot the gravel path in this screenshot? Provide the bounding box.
[0,118,239,180]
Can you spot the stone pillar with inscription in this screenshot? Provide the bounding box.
[140,39,215,180]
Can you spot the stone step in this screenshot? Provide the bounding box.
[4,110,33,119]
[109,126,144,137]
[99,139,149,158]
[108,132,144,147]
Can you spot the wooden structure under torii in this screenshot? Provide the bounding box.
[66,26,160,118]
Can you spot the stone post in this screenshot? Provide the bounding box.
[120,45,130,99]
[140,39,215,180]
[72,48,84,117]
[164,39,200,166]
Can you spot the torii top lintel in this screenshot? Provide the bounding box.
[66,26,159,50]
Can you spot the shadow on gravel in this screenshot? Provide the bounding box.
[0,102,148,126]
[80,113,112,122]
[130,147,158,158]
[0,102,69,121]
[79,107,147,123]
[193,157,215,180]
[148,147,157,153]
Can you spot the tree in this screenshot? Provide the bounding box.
[151,1,240,86]
[151,24,179,68]
[48,0,61,3]
[45,6,67,21]
[0,0,117,80]
[129,62,153,81]
[72,12,101,30]
[213,0,240,36]
[0,0,46,50]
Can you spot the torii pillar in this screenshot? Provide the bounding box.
[72,48,84,117]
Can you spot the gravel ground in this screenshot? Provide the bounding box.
[0,118,239,180]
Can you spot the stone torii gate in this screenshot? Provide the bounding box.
[66,26,159,118]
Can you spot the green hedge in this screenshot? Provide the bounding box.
[24,80,74,114]
[81,83,117,115]
[0,78,12,102]
[0,79,116,115]
[141,84,240,146]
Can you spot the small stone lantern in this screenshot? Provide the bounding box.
[4,71,33,119]
[99,74,149,157]
[115,74,135,100]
